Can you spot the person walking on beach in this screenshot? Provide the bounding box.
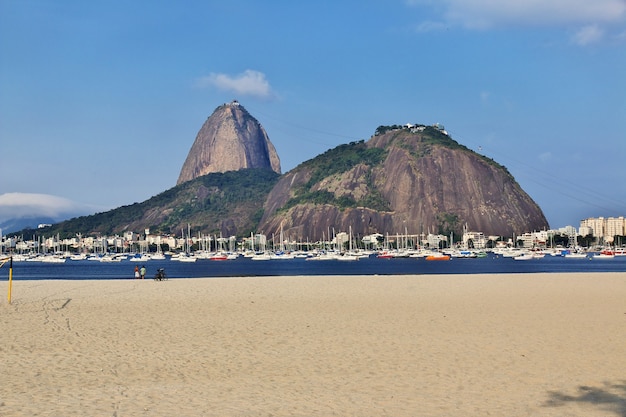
[134,265,140,279]
[140,265,146,279]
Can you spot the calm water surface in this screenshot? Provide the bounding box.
[4,253,626,281]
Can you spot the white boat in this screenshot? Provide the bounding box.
[193,251,212,260]
[513,252,534,261]
[335,254,360,261]
[251,252,271,261]
[564,252,587,259]
[305,251,338,261]
[130,254,151,262]
[175,254,197,262]
[450,250,478,258]
[501,249,524,258]
[99,255,122,262]
[270,223,294,260]
[270,251,295,260]
[39,255,66,263]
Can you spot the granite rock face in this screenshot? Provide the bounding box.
[177,101,281,185]
[258,128,548,240]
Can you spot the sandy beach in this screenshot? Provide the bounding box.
[1,273,625,416]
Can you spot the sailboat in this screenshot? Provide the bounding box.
[150,238,166,260]
[173,224,197,262]
[250,233,271,260]
[337,226,359,261]
[270,222,294,260]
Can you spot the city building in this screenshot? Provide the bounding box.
[580,216,626,243]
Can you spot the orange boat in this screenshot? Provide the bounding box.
[425,254,451,261]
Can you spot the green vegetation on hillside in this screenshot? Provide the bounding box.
[281,140,390,212]
[376,124,513,176]
[301,140,387,188]
[27,169,280,238]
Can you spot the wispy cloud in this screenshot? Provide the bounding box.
[572,25,605,46]
[0,193,98,222]
[445,0,625,28]
[538,151,552,163]
[195,70,274,98]
[407,0,626,43]
[414,20,449,33]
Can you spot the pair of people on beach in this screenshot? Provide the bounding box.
[134,265,146,279]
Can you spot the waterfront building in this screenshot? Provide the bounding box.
[426,234,447,248]
[606,217,626,242]
[580,216,626,244]
[462,231,486,249]
[362,233,383,249]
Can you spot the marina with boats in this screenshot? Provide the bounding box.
[5,244,624,264]
[2,243,625,281]
[2,219,625,279]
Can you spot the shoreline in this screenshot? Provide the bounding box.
[2,272,625,416]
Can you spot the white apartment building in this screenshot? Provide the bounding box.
[579,216,626,243]
[606,217,626,240]
[462,231,486,249]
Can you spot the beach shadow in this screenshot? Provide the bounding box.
[544,381,626,416]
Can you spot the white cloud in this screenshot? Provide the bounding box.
[440,0,626,28]
[195,70,274,98]
[572,25,605,46]
[408,0,626,37]
[0,192,98,222]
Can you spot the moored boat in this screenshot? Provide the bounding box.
[251,252,272,261]
[425,253,451,261]
[593,250,615,259]
[513,252,534,261]
[209,252,228,261]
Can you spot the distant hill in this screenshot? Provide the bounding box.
[1,216,57,235]
[257,125,548,240]
[31,169,280,238]
[0,192,101,234]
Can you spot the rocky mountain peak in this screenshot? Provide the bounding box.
[177,100,281,185]
[258,126,549,240]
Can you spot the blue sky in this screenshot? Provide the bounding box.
[1,0,625,231]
